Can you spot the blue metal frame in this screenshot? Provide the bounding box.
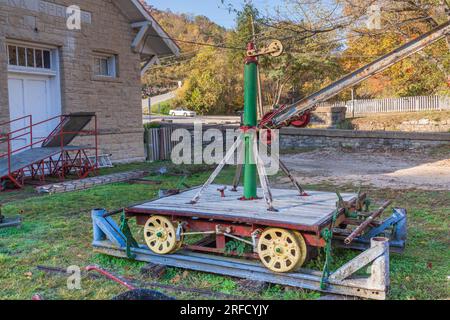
[0,216,22,229]
[343,208,407,252]
[91,209,126,247]
[362,208,407,244]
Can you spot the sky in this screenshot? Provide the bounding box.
[146,0,283,29]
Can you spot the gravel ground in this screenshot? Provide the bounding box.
[278,148,450,190]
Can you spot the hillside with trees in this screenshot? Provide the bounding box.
[143,0,450,115]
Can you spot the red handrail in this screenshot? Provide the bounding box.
[0,114,31,127]
[0,114,98,176]
[0,115,33,168]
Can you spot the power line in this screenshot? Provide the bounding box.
[141,34,243,73]
[148,55,198,70]
[146,13,429,71]
[283,51,382,59]
[143,32,247,51]
[157,49,201,63]
[258,18,349,34]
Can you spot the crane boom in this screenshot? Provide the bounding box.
[267,21,450,129]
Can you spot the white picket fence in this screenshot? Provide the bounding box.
[318,95,450,116]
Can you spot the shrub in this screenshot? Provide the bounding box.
[144,122,161,130]
[336,119,355,130]
[151,101,174,115]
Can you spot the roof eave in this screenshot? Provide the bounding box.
[132,0,180,57]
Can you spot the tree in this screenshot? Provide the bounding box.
[224,1,344,109]
[145,0,450,116]
[176,47,240,114]
[340,0,450,97]
[142,7,228,99]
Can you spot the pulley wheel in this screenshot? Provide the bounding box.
[144,215,180,254]
[258,228,302,273]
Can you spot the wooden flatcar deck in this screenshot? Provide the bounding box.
[127,185,357,232]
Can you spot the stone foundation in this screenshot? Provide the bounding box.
[154,124,449,158]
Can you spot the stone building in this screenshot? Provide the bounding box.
[0,0,179,162]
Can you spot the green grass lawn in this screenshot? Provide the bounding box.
[0,161,448,300]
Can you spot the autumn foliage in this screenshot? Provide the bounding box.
[143,1,450,115]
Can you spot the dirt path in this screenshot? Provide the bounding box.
[279,148,450,191]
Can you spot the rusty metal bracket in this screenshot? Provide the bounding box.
[344,201,392,244]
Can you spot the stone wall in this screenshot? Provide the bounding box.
[159,123,450,152]
[280,128,450,150]
[0,0,145,162]
[0,4,10,128]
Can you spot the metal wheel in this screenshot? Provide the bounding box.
[143,216,180,254]
[292,231,308,269]
[171,238,184,253]
[257,228,302,273]
[171,221,185,253]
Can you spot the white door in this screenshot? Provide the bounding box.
[8,74,54,151]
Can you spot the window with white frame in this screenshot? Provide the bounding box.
[7,44,52,70]
[93,53,117,78]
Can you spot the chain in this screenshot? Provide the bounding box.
[320,207,339,290]
[119,211,139,259]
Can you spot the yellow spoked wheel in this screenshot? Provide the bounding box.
[292,231,308,269]
[143,216,181,254]
[257,228,302,273]
[172,225,185,253]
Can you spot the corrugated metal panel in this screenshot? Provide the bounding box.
[145,127,176,161]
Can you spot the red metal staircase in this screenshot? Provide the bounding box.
[0,113,98,190]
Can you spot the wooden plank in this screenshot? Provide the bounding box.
[136,202,336,217]
[129,185,356,227]
[138,206,327,222]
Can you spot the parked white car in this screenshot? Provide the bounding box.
[169,108,196,117]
